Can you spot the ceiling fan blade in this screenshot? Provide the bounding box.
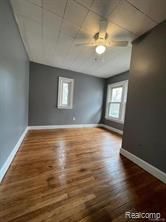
[99,20,108,39]
[109,41,129,47]
[75,42,95,47]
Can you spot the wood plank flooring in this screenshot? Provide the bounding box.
[0,127,165,222]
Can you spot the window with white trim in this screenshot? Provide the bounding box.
[57,77,74,109]
[105,80,128,123]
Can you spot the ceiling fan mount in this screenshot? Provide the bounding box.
[94,32,108,41]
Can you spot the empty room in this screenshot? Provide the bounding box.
[0,0,166,221]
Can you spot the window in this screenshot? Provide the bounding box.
[105,80,128,123]
[58,77,74,109]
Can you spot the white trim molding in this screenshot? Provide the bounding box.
[0,127,28,183]
[120,148,166,184]
[28,124,99,130]
[105,80,128,123]
[57,77,74,109]
[100,124,123,135]
[28,124,123,136]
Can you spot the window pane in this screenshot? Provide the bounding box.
[111,87,123,102]
[109,103,120,118]
[62,82,69,105]
[58,77,74,109]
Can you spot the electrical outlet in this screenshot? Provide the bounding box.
[73,117,76,121]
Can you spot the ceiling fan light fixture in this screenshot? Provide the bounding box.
[96,45,106,54]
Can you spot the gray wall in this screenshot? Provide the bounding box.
[122,21,166,173]
[29,62,105,125]
[102,71,129,131]
[0,0,29,169]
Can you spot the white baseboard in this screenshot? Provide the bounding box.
[120,148,166,184]
[28,124,99,130]
[100,124,123,135]
[28,124,123,136]
[0,127,28,183]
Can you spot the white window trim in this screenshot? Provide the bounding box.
[105,80,128,124]
[57,77,74,109]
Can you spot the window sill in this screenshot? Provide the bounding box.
[57,106,73,110]
[105,117,124,124]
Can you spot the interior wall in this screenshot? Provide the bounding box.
[29,62,105,126]
[0,1,29,168]
[122,21,166,173]
[102,71,129,131]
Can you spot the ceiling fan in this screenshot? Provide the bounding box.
[76,20,129,55]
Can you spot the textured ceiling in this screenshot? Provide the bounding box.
[11,0,166,78]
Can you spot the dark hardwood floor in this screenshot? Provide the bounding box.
[0,128,165,222]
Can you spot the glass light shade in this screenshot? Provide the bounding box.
[96,45,106,54]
